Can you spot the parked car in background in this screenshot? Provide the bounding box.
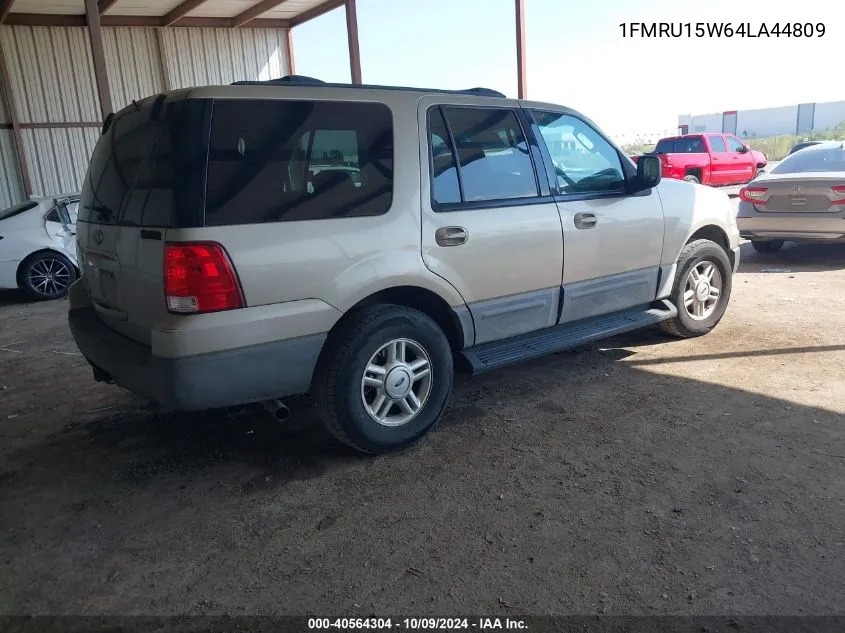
[788,140,822,155]
[633,133,760,186]
[0,195,79,300]
[737,141,845,252]
[68,79,739,454]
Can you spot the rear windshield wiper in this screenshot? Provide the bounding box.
[84,204,115,221]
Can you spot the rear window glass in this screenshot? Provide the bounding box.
[79,98,210,228]
[204,99,393,226]
[771,145,845,174]
[655,137,705,153]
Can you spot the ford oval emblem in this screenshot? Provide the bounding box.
[94,229,104,245]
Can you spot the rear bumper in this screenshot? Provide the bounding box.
[737,216,845,241]
[68,306,326,411]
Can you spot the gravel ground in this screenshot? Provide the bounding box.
[0,240,843,616]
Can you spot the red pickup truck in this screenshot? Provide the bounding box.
[634,133,767,186]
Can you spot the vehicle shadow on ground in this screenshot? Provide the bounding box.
[3,338,843,496]
[737,241,845,273]
[1,339,844,614]
[0,289,29,307]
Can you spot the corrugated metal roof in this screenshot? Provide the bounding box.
[263,0,326,18]
[10,0,83,15]
[10,0,335,20]
[188,0,258,18]
[106,0,187,16]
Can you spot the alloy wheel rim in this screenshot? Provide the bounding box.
[28,258,71,297]
[360,338,433,427]
[683,260,722,321]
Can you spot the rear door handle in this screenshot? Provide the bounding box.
[573,212,597,229]
[435,226,469,246]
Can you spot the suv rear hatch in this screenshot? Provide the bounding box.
[77,93,211,345]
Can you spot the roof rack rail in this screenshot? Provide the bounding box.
[229,76,507,98]
[231,75,326,86]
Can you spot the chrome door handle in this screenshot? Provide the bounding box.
[435,226,469,246]
[573,213,597,229]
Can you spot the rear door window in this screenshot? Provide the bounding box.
[435,106,538,204]
[204,99,394,225]
[709,136,728,152]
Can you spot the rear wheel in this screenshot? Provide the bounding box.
[683,174,700,184]
[19,251,77,301]
[751,239,784,253]
[313,305,454,455]
[660,239,732,338]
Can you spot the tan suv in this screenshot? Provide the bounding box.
[68,77,741,454]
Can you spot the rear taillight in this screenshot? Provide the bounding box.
[831,186,845,205]
[739,186,768,205]
[164,242,244,314]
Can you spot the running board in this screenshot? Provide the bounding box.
[457,300,677,375]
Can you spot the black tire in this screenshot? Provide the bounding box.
[683,174,700,184]
[751,239,784,253]
[313,304,454,455]
[660,239,733,339]
[19,251,77,301]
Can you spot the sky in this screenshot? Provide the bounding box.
[292,0,840,141]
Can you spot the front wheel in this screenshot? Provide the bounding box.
[660,239,733,338]
[751,239,784,253]
[313,305,454,455]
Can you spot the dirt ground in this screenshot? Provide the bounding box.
[1,240,844,616]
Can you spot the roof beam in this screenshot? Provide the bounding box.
[162,0,210,27]
[97,0,120,14]
[233,0,289,28]
[4,13,290,28]
[0,0,15,25]
[290,0,344,27]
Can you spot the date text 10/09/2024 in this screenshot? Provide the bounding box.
[619,22,826,38]
[308,618,527,630]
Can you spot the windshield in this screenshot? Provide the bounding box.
[79,98,210,228]
[770,145,845,174]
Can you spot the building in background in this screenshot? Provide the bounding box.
[678,100,845,139]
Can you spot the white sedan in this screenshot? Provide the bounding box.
[0,195,80,300]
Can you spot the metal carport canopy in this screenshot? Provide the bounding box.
[0,0,529,112]
[0,0,528,201]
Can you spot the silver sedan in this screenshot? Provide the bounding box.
[736,141,845,253]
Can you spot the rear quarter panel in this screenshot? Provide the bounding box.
[662,153,712,183]
[656,178,739,265]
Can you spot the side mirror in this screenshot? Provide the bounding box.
[738,145,749,153]
[632,155,661,192]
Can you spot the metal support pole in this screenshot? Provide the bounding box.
[345,0,361,84]
[84,0,113,119]
[515,0,527,99]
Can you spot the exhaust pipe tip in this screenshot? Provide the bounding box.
[262,399,290,422]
